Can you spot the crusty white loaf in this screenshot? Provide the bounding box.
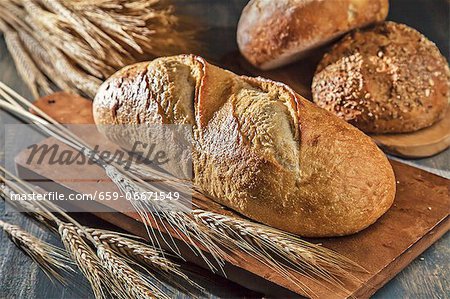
[93,55,396,237]
[237,0,389,70]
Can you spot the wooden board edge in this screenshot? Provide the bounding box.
[371,108,450,159]
[350,215,450,298]
[373,138,450,159]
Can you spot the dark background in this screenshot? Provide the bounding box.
[175,0,449,62]
[0,0,448,298]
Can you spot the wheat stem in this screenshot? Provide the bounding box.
[0,170,192,298]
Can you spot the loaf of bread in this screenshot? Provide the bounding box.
[312,22,450,134]
[93,55,395,237]
[237,0,389,70]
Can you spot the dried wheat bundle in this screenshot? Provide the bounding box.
[0,82,365,298]
[0,169,202,298]
[0,176,116,298]
[63,223,170,299]
[0,0,198,98]
[2,177,188,278]
[0,178,169,299]
[0,219,74,284]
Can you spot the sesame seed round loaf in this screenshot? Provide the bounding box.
[312,22,450,134]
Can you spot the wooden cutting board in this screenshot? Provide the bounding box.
[12,92,450,298]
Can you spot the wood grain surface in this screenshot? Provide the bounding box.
[1,0,449,298]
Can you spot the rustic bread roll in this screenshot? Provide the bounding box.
[312,22,450,134]
[93,55,396,237]
[237,0,389,70]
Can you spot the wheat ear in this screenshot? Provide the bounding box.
[0,219,74,284]
[97,243,170,299]
[0,168,173,299]
[88,228,190,278]
[1,177,202,295]
[61,222,170,299]
[58,223,113,299]
[0,18,52,98]
[0,183,110,296]
[192,211,363,289]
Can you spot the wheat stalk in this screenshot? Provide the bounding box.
[97,243,170,299]
[1,185,120,299]
[105,166,228,272]
[87,228,204,294]
[1,176,199,291]
[0,0,198,98]
[57,223,114,299]
[60,222,170,299]
[88,229,183,275]
[0,19,52,98]
[0,174,114,298]
[0,177,170,299]
[0,219,74,284]
[191,210,364,292]
[0,170,197,298]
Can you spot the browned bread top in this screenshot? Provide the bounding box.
[94,55,395,237]
[237,0,388,70]
[313,22,450,134]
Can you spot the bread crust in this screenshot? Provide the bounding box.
[93,55,396,237]
[237,0,388,70]
[313,22,450,134]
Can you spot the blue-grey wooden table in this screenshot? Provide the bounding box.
[1,0,448,298]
